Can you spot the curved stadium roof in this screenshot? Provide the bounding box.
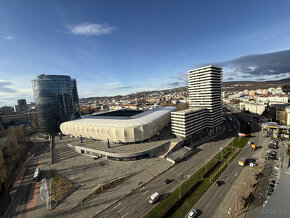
[60,107,177,143]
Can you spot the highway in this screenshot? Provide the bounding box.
[95,113,239,218]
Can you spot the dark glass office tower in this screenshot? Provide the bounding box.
[32,74,80,133]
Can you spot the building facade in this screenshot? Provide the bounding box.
[32,74,80,133]
[17,99,27,111]
[171,65,223,140]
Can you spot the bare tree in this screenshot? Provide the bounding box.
[0,123,6,137]
[31,113,39,132]
[0,150,6,184]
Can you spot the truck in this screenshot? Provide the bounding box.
[239,159,246,166]
[250,142,256,150]
[149,192,159,204]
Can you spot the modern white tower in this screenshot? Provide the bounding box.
[188,65,222,128]
[171,65,223,140]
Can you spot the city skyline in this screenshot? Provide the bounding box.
[1,0,290,106]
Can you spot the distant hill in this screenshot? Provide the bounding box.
[79,78,289,102]
[222,78,290,92]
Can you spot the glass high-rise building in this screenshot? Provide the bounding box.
[32,74,80,133]
[17,99,27,111]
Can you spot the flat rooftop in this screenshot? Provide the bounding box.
[172,107,205,114]
[92,109,143,117]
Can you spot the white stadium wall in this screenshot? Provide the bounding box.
[60,107,177,143]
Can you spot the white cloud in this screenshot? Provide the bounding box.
[3,35,14,40]
[66,23,117,36]
[105,82,121,86]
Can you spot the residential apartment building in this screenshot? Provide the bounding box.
[171,65,222,140]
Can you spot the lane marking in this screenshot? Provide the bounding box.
[177,172,182,177]
[121,212,129,218]
[113,202,121,209]
[117,206,125,213]
[143,190,149,195]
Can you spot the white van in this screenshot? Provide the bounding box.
[149,192,159,204]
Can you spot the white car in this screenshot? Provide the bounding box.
[275,165,280,170]
[188,209,198,218]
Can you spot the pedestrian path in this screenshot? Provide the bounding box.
[9,156,31,201]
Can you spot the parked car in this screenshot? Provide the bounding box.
[275,165,280,170]
[269,183,275,189]
[268,187,274,193]
[268,143,278,149]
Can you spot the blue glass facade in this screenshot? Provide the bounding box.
[32,74,80,133]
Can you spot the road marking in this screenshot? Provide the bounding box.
[177,172,182,177]
[117,207,125,213]
[143,190,149,195]
[172,169,179,174]
[121,212,129,218]
[113,202,121,209]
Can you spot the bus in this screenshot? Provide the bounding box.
[33,168,41,181]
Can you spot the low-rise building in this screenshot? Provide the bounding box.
[239,102,266,115]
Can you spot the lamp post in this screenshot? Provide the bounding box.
[220,147,223,161]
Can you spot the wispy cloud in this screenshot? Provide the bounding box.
[105,82,121,86]
[66,23,117,36]
[0,80,17,93]
[3,35,14,40]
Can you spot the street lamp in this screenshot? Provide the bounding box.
[220,147,223,161]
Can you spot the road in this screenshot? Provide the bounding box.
[95,114,239,218]
[193,111,266,217]
[4,138,49,218]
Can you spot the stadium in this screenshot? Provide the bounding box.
[60,107,177,144]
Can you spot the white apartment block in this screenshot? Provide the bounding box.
[257,95,288,103]
[171,108,207,138]
[239,102,266,115]
[172,65,222,139]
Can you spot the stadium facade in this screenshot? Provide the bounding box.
[60,107,177,143]
[171,65,223,140]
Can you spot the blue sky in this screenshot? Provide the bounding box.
[1,0,290,106]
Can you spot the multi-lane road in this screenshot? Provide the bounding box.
[194,111,266,217]
[95,114,239,218]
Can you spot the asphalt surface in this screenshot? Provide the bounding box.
[194,111,265,218]
[95,114,239,218]
[4,138,49,218]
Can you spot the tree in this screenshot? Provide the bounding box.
[0,150,6,184]
[0,123,6,137]
[31,113,39,132]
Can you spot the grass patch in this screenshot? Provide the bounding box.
[51,173,73,202]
